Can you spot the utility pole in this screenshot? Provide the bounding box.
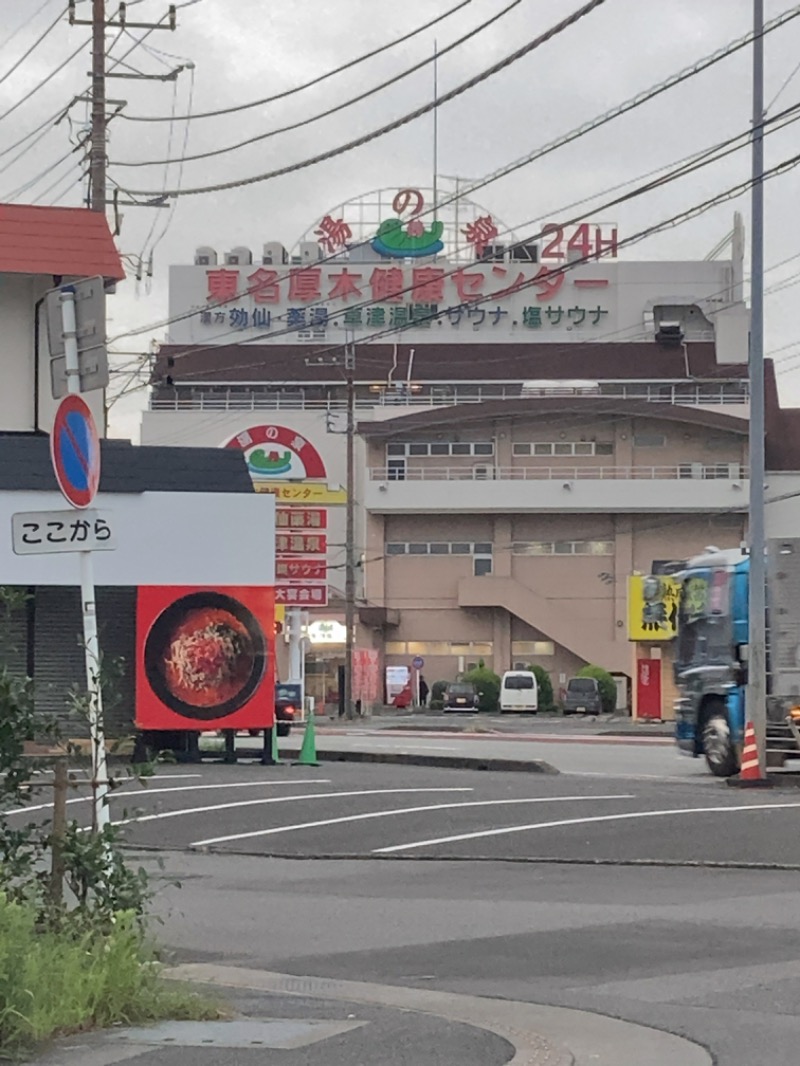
[68,1,178,214]
[344,334,356,720]
[748,0,767,776]
[90,0,106,214]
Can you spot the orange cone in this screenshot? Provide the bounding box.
[728,719,772,788]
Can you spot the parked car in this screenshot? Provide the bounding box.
[443,681,479,712]
[562,676,603,716]
[499,670,538,714]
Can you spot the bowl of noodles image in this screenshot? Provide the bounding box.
[143,592,267,720]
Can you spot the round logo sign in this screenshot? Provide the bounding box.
[412,656,425,670]
[225,425,327,482]
[50,394,101,509]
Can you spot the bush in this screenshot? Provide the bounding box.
[0,899,217,1054]
[577,664,617,714]
[526,664,555,711]
[463,660,501,713]
[431,681,448,702]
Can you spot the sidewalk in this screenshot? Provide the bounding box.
[31,967,712,1066]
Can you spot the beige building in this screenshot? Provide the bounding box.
[359,398,749,703]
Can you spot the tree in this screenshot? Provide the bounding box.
[526,664,554,711]
[463,659,501,713]
[577,664,617,714]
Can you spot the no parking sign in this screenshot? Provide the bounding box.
[50,393,101,509]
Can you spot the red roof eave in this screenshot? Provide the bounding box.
[0,203,125,281]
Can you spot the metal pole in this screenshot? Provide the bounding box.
[344,336,356,719]
[90,0,107,214]
[61,288,109,832]
[748,0,767,776]
[49,758,68,906]
[432,40,438,221]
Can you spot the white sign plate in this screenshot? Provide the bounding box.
[12,509,117,555]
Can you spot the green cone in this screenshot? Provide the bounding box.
[294,712,319,767]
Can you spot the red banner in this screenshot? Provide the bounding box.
[276,532,327,555]
[276,507,327,530]
[276,558,327,582]
[275,583,328,606]
[136,586,275,731]
[636,658,662,720]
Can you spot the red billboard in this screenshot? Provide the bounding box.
[136,586,275,731]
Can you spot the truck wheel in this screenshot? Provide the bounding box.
[702,706,739,777]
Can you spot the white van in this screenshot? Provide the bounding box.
[499,670,538,714]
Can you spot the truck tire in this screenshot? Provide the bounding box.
[701,704,739,777]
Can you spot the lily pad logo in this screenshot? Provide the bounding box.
[247,449,292,477]
[225,425,327,483]
[371,188,444,259]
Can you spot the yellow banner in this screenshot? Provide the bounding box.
[255,482,347,505]
[627,574,680,641]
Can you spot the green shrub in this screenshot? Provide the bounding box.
[526,664,555,711]
[463,660,501,713]
[0,899,216,1054]
[577,664,617,713]
[431,680,448,702]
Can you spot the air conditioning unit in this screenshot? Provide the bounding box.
[194,246,217,266]
[473,465,495,480]
[479,243,505,262]
[262,241,287,265]
[298,241,323,265]
[510,243,538,263]
[225,246,253,266]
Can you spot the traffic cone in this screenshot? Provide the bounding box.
[729,719,771,788]
[293,712,319,767]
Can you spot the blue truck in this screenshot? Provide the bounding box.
[673,542,800,776]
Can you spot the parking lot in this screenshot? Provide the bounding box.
[14,760,800,867]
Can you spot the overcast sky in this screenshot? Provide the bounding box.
[1,0,800,438]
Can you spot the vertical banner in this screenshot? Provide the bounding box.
[136,586,275,731]
[353,649,380,704]
[636,658,662,720]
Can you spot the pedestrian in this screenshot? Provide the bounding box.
[419,674,429,707]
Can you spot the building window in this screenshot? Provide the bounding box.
[387,641,493,656]
[513,441,613,457]
[633,433,667,447]
[512,641,555,657]
[474,556,493,577]
[385,542,495,557]
[408,543,429,555]
[513,540,614,556]
[387,441,495,458]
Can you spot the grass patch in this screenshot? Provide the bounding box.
[0,897,219,1058]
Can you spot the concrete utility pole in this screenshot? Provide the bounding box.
[748,0,767,775]
[344,334,356,719]
[68,1,178,214]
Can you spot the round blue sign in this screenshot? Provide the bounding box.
[412,656,424,670]
[50,394,101,509]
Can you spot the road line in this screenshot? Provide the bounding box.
[6,778,332,816]
[191,794,634,848]
[374,800,800,853]
[116,787,474,830]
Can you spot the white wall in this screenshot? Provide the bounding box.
[766,473,800,538]
[0,489,275,586]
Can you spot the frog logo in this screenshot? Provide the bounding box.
[371,188,445,259]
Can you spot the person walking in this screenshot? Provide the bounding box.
[418,674,430,707]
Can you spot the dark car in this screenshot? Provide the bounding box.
[562,677,603,716]
[443,682,479,712]
[246,684,299,737]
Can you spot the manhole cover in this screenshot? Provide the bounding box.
[111,1018,366,1050]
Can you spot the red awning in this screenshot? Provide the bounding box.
[0,203,125,280]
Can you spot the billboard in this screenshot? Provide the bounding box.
[136,585,275,731]
[627,575,680,642]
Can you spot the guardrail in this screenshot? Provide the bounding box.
[369,464,748,482]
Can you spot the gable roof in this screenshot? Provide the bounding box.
[0,204,124,281]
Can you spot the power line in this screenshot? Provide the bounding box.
[0,5,69,89]
[0,38,87,124]
[117,0,610,197]
[0,0,62,55]
[114,0,525,167]
[119,0,475,123]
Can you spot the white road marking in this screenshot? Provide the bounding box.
[5,778,332,816]
[374,800,800,853]
[116,788,474,830]
[190,794,634,848]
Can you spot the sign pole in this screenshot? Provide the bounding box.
[60,286,109,833]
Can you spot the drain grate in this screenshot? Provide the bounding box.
[110,1017,366,1050]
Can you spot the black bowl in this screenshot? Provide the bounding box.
[143,591,267,721]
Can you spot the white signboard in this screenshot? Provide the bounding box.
[12,509,116,555]
[167,259,618,347]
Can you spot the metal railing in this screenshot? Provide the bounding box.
[149,381,750,413]
[369,464,749,482]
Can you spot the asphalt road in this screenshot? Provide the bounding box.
[18,740,800,1066]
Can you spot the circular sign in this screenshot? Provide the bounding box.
[412,656,425,670]
[50,393,101,509]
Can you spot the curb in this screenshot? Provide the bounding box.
[165,964,712,1066]
[298,749,559,774]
